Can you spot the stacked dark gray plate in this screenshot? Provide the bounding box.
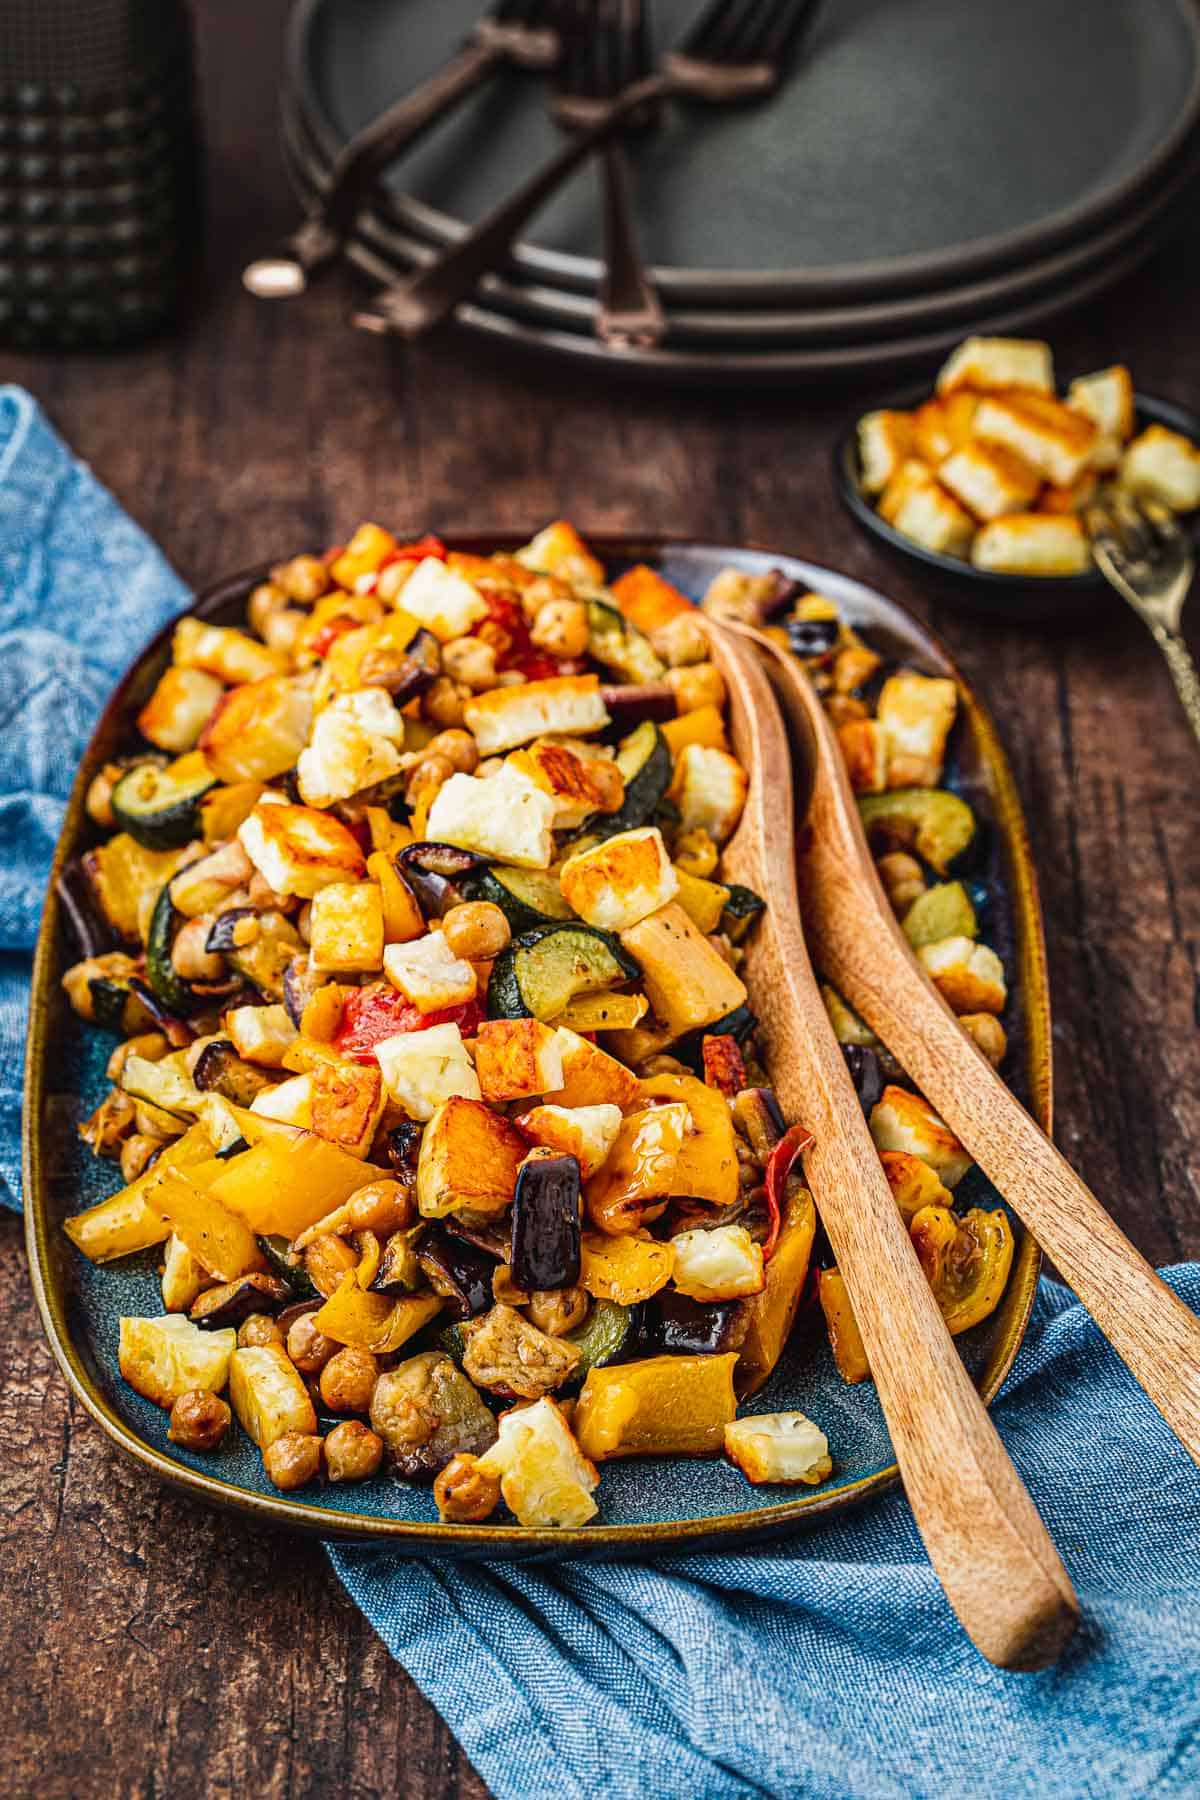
[282,0,1200,383]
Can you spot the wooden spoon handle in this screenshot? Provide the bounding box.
[708,624,1079,1671]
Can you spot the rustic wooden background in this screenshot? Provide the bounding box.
[5,1,1199,1794]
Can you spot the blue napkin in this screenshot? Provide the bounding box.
[4,386,1199,1799]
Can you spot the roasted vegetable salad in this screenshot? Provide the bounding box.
[61,522,1012,1525]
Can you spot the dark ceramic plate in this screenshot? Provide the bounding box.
[284,90,1200,350]
[281,120,1165,389]
[25,538,1047,1555]
[288,0,1200,304]
[835,389,1200,624]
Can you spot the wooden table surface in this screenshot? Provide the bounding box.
[5,2,1200,1795]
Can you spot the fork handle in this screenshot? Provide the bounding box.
[1148,621,1200,748]
[596,143,667,347]
[353,75,668,338]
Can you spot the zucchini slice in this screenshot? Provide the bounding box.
[858,788,975,876]
[192,1039,278,1107]
[145,881,199,1016]
[566,1299,633,1378]
[581,720,674,848]
[587,599,665,683]
[487,923,640,1022]
[901,880,978,949]
[720,883,766,945]
[463,865,576,933]
[111,755,217,850]
[87,975,139,1034]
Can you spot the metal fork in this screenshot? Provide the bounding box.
[1088,494,1200,747]
[243,0,562,300]
[354,0,822,340]
[557,0,665,347]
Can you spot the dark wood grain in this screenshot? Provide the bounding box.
[4,0,1200,1792]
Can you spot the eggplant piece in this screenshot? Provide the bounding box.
[396,842,487,919]
[359,626,441,703]
[126,975,195,1048]
[371,1227,426,1295]
[719,884,766,945]
[600,682,677,731]
[370,1351,498,1481]
[204,906,258,955]
[672,1003,759,1075]
[510,1151,581,1293]
[653,1291,751,1356]
[282,953,326,1028]
[57,861,124,959]
[385,1121,423,1183]
[416,1223,495,1319]
[226,909,303,1001]
[732,1087,786,1160]
[216,1135,250,1161]
[444,1217,510,1261]
[86,975,144,1035]
[785,617,839,659]
[190,1271,292,1328]
[193,1039,277,1106]
[842,1045,885,1116]
[258,1233,317,1296]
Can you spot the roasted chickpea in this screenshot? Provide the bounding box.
[491,1264,529,1307]
[263,1431,323,1490]
[404,752,454,811]
[348,1178,414,1234]
[325,1420,385,1483]
[876,852,926,916]
[248,580,288,635]
[424,728,479,774]
[85,763,123,829]
[119,1133,161,1183]
[526,1287,589,1337]
[422,676,469,730]
[375,560,415,602]
[168,1390,231,1453]
[442,901,512,962]
[650,611,708,667]
[320,1346,379,1414]
[286,1310,338,1375]
[433,1453,501,1523]
[441,636,497,691]
[263,608,307,657]
[304,1233,360,1298]
[665,660,726,714]
[171,915,226,983]
[673,828,719,878]
[273,553,331,604]
[238,1312,283,1348]
[247,870,293,912]
[960,1012,1008,1068]
[529,596,589,660]
[105,1032,168,1082]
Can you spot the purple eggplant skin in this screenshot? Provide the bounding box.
[360,627,441,704]
[204,906,257,955]
[731,1086,785,1160]
[125,976,195,1048]
[600,683,677,731]
[190,1271,292,1329]
[842,1045,884,1117]
[652,1291,752,1356]
[416,1223,495,1320]
[57,860,125,957]
[510,1152,582,1293]
[192,1038,277,1106]
[282,953,326,1028]
[395,842,487,919]
[385,1121,422,1183]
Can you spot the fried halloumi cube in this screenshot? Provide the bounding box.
[383,929,477,1014]
[548,1026,641,1112]
[970,513,1089,576]
[200,675,314,783]
[238,801,365,898]
[138,666,223,752]
[416,1095,526,1218]
[869,1084,971,1187]
[559,827,679,932]
[911,393,979,466]
[229,1343,317,1448]
[464,673,610,756]
[374,1022,480,1120]
[506,738,624,828]
[1119,423,1200,512]
[939,441,1041,521]
[474,1395,599,1527]
[249,1072,313,1127]
[876,671,958,788]
[309,881,385,974]
[878,460,975,557]
[879,1149,954,1223]
[724,1412,832,1486]
[512,1101,622,1180]
[618,903,747,1038]
[1066,365,1135,443]
[917,935,1007,1014]
[296,687,407,808]
[514,520,605,591]
[395,555,489,641]
[936,335,1054,398]
[309,1056,385,1156]
[225,1002,298,1066]
[669,743,748,845]
[473,1018,565,1103]
[837,719,889,794]
[857,409,915,494]
[426,765,558,869]
[119,1314,236,1408]
[173,616,285,686]
[972,392,1097,488]
[670,1224,764,1302]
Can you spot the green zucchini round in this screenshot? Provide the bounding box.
[111,760,216,850]
[486,923,640,1022]
[144,881,198,1016]
[462,865,576,934]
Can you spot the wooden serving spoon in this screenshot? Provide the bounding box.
[705,621,1080,1672]
[729,618,1200,1468]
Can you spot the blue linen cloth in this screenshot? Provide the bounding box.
[4,386,1199,1799]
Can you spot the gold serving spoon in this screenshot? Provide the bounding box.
[704,620,1079,1672]
[725,616,1200,1467]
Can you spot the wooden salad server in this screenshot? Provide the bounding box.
[731,619,1200,1468]
[705,621,1080,1672]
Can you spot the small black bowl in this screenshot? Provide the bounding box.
[834,383,1200,624]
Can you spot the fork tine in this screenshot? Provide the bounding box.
[680,0,760,61]
[759,0,823,64]
[683,0,822,68]
[560,0,600,97]
[621,0,651,82]
[1139,496,1185,549]
[1113,493,1155,559]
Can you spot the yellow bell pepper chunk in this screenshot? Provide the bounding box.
[579,1231,675,1305]
[737,1188,817,1396]
[575,1353,738,1460]
[638,1073,739,1208]
[207,1131,378,1239]
[661,704,729,759]
[313,1273,442,1352]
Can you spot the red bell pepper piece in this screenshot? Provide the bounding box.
[309,615,360,658]
[763,1121,815,1261]
[382,534,446,566]
[334,985,483,1063]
